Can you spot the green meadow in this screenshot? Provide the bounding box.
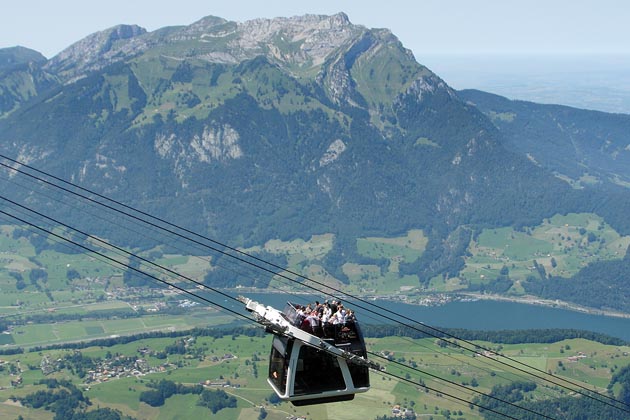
[6,311,235,348]
[0,331,627,420]
[3,215,629,306]
[1,217,630,418]
[457,213,630,293]
[343,230,427,294]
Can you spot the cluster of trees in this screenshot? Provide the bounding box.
[202,250,285,289]
[0,319,9,334]
[122,256,161,288]
[9,271,26,290]
[8,268,50,291]
[197,388,238,414]
[61,351,98,379]
[19,379,130,420]
[139,379,203,407]
[0,346,24,355]
[362,325,627,346]
[20,379,86,416]
[451,328,627,346]
[164,338,188,355]
[475,379,630,420]
[8,265,81,293]
[523,255,630,312]
[609,365,630,405]
[468,265,513,294]
[138,379,236,414]
[400,226,472,286]
[12,228,84,255]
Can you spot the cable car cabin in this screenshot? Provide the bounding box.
[267,302,371,406]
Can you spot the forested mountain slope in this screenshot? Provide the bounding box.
[459,88,630,188]
[0,14,629,309]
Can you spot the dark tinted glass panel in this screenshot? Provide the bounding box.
[293,346,346,395]
[348,363,370,388]
[269,337,289,392]
[292,394,355,406]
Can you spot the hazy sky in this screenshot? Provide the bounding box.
[2,0,630,59]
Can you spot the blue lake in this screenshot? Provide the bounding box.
[237,293,630,342]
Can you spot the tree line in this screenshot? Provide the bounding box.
[475,379,630,420]
[20,379,132,420]
[139,379,237,414]
[361,325,627,346]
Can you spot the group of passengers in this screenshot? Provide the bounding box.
[292,299,356,336]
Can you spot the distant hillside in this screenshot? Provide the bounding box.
[459,89,630,188]
[0,46,57,115]
[459,88,630,237]
[0,46,46,72]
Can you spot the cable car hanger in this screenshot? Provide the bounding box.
[240,296,381,406]
[240,296,380,370]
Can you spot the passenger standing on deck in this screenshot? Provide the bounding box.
[305,310,320,334]
[295,304,306,327]
[346,309,356,323]
[330,300,338,314]
[339,304,347,324]
[331,306,345,325]
[321,303,332,325]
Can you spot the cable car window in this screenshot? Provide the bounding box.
[272,335,288,355]
[348,363,370,388]
[283,303,299,324]
[269,336,289,391]
[293,346,346,395]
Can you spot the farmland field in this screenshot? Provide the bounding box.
[2,217,630,418]
[4,217,628,309]
[0,328,628,420]
[459,213,630,292]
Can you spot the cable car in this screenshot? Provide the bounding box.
[240,297,379,406]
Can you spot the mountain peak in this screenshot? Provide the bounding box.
[243,11,351,28]
[223,12,360,68]
[38,12,416,90]
[188,15,230,30]
[46,24,147,81]
[42,14,362,81]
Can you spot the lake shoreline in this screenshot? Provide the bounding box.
[233,287,630,320]
[243,291,630,340]
[457,293,630,320]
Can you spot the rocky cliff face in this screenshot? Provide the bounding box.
[154,123,243,187]
[41,13,410,85]
[46,24,148,81]
[44,14,355,79]
[233,13,358,67]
